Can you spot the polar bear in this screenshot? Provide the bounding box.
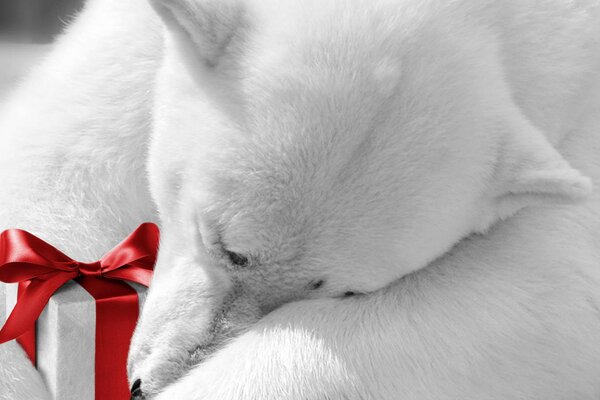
[128,0,600,398]
[1,1,600,400]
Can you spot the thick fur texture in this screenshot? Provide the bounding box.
[1,0,600,399]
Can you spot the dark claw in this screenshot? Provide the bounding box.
[130,378,144,400]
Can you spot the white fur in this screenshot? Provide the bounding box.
[1,0,600,399]
[131,0,600,398]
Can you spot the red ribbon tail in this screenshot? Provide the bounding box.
[0,273,75,344]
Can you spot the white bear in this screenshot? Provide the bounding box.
[0,1,599,400]
[129,0,600,398]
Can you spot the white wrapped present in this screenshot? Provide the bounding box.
[3,281,147,400]
[0,223,159,400]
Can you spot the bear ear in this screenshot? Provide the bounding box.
[494,118,592,215]
[150,0,246,67]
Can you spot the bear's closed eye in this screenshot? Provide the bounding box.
[225,250,249,267]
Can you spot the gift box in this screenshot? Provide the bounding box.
[4,281,147,400]
[0,223,159,400]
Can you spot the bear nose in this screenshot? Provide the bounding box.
[130,378,144,400]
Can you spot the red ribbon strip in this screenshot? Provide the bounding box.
[0,223,159,399]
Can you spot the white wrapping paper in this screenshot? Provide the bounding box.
[0,283,5,327]
[3,281,146,400]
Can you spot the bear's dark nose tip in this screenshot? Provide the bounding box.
[130,378,143,400]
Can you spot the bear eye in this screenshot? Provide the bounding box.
[224,250,250,267]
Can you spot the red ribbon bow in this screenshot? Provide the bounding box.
[0,223,159,344]
[0,223,159,400]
